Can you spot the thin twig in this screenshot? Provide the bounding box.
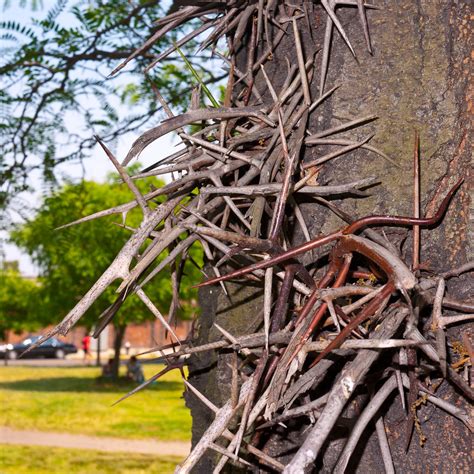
[284,308,409,473]
[412,131,420,270]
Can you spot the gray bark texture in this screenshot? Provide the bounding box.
[185,1,472,472]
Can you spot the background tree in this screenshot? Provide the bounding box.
[11,171,202,377]
[0,264,40,341]
[0,0,223,214]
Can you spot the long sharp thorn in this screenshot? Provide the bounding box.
[320,2,334,95]
[112,365,178,406]
[195,231,341,288]
[95,136,149,215]
[412,131,420,270]
[321,0,357,58]
[357,0,373,54]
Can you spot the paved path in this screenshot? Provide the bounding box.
[0,427,190,457]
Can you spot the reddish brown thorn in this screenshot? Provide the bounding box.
[270,267,296,333]
[295,289,326,329]
[289,255,352,364]
[343,178,463,235]
[349,270,376,280]
[195,230,341,288]
[196,180,462,289]
[309,281,396,368]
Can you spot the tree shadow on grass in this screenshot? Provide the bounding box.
[0,377,183,394]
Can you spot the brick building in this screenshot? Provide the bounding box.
[1,262,193,355]
[4,319,192,353]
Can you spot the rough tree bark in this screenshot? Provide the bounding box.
[186,1,471,472]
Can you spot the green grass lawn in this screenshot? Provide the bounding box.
[0,444,181,474]
[0,364,191,441]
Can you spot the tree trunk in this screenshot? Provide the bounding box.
[112,323,126,380]
[95,332,101,367]
[186,1,471,472]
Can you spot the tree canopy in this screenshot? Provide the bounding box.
[10,170,202,333]
[0,265,40,339]
[0,0,222,212]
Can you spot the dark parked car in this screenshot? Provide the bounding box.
[0,336,78,360]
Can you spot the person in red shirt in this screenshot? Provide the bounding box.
[82,333,91,364]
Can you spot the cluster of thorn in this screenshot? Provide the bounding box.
[33,2,472,473]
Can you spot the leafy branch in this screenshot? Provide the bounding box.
[0,0,221,212]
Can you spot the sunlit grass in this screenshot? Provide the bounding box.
[0,444,181,474]
[0,365,191,441]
